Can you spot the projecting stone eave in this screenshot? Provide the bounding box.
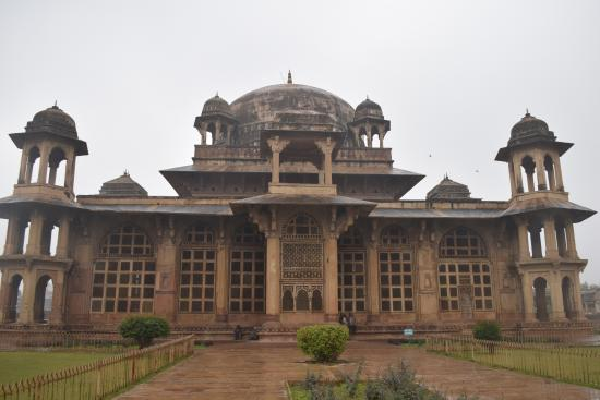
[9,131,89,156]
[494,140,573,162]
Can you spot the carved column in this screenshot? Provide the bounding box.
[56,216,71,258]
[266,136,290,185]
[26,211,45,255]
[18,149,28,184]
[542,216,558,258]
[535,154,547,190]
[521,272,535,322]
[323,233,338,321]
[215,218,229,322]
[516,218,530,261]
[154,218,178,323]
[265,232,280,320]
[554,156,564,191]
[3,217,22,255]
[37,144,50,184]
[19,269,36,324]
[316,137,335,185]
[48,160,58,185]
[379,131,385,148]
[512,155,524,193]
[366,221,380,320]
[565,219,578,258]
[48,271,65,325]
[200,122,207,145]
[64,148,76,191]
[550,271,566,321]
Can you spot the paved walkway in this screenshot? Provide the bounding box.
[117,341,600,400]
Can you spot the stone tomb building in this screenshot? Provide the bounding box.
[0,75,595,330]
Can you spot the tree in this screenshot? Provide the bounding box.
[119,316,170,348]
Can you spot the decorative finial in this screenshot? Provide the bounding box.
[123,169,129,177]
[367,95,370,100]
[54,100,58,107]
[525,108,530,117]
[216,91,219,98]
[287,70,292,84]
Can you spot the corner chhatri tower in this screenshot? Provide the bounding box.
[0,76,595,335]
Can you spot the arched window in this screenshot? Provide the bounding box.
[47,147,67,186]
[180,223,216,313]
[184,224,214,245]
[282,213,321,239]
[92,226,156,314]
[440,227,486,257]
[230,222,265,314]
[26,147,40,184]
[380,225,408,246]
[532,277,551,322]
[7,274,23,323]
[100,226,153,256]
[438,228,492,313]
[282,290,294,312]
[311,290,323,312]
[34,276,52,323]
[296,290,310,312]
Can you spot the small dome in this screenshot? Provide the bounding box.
[509,111,556,146]
[201,94,233,118]
[25,105,78,139]
[427,176,472,201]
[355,98,383,120]
[99,170,147,197]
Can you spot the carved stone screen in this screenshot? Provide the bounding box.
[281,242,323,279]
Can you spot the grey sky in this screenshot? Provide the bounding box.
[0,0,598,282]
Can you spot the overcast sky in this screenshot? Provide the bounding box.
[0,0,598,283]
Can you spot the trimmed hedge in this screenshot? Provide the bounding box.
[472,320,502,341]
[297,324,349,363]
[119,316,170,348]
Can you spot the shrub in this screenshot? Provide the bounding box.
[118,316,170,348]
[472,320,502,341]
[297,325,349,363]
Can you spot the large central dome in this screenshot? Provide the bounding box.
[230,83,355,132]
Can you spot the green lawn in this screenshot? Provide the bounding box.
[0,351,108,385]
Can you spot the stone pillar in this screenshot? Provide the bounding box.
[516,218,530,261]
[56,216,71,258]
[3,217,22,255]
[266,136,289,185]
[18,269,36,324]
[367,131,373,148]
[37,145,50,184]
[550,272,566,321]
[513,156,524,193]
[200,122,207,145]
[573,272,584,321]
[542,217,558,258]
[366,239,380,319]
[379,132,385,148]
[529,226,542,258]
[508,160,516,195]
[521,273,535,322]
[546,160,556,191]
[26,160,35,183]
[48,272,65,325]
[323,235,338,321]
[226,125,233,145]
[48,161,58,185]
[316,138,334,186]
[0,272,11,324]
[555,224,567,257]
[535,155,547,190]
[526,171,535,193]
[265,233,280,320]
[565,219,578,258]
[26,212,45,255]
[554,156,564,191]
[18,150,28,184]
[215,237,229,322]
[154,230,178,324]
[64,149,76,191]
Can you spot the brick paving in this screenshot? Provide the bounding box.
[116,341,600,400]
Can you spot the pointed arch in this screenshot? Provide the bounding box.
[440,227,487,257]
[34,276,52,323]
[296,290,310,312]
[282,289,294,312]
[311,290,323,312]
[282,213,321,239]
[380,225,408,246]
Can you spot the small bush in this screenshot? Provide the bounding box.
[118,316,170,349]
[297,325,349,363]
[472,320,501,341]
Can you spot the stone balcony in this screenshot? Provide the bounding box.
[268,182,337,196]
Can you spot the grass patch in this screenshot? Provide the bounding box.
[0,351,109,385]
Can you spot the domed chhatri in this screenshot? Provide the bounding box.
[355,97,384,120]
[25,104,78,139]
[99,170,148,197]
[509,111,556,146]
[201,94,233,119]
[426,175,478,202]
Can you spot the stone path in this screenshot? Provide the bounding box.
[116,341,600,400]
